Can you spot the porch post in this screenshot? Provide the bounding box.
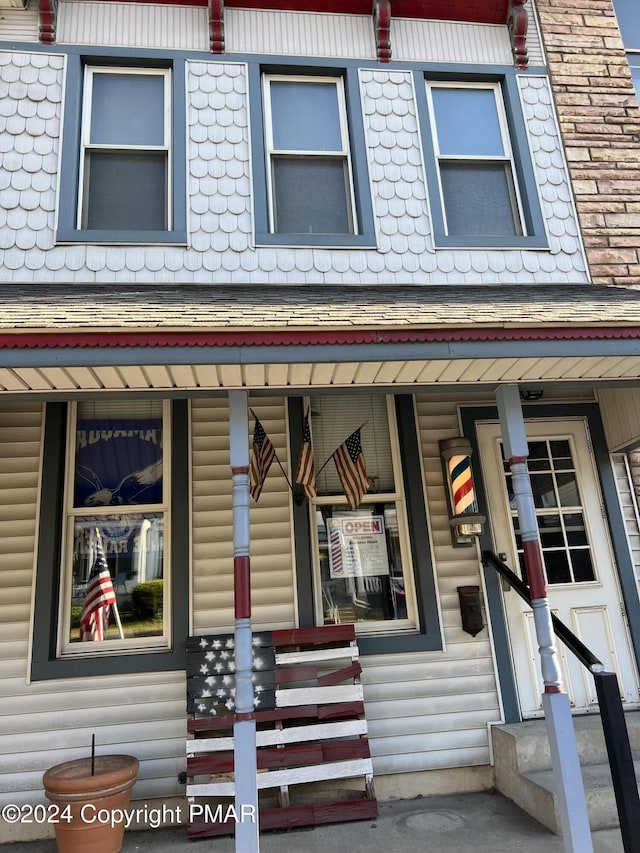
[495,384,592,853]
[229,390,260,853]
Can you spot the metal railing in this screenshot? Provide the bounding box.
[482,550,640,853]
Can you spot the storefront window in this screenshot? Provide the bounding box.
[309,395,418,634]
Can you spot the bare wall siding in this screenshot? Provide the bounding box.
[361,396,501,775]
[0,52,588,284]
[191,396,297,634]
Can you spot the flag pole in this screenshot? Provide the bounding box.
[315,420,369,478]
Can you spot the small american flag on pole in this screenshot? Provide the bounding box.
[333,428,370,510]
[294,408,316,501]
[250,417,276,501]
[80,530,116,642]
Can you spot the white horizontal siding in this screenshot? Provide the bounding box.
[226,7,375,59]
[57,0,208,50]
[191,397,296,634]
[359,396,501,776]
[527,0,545,66]
[392,17,513,64]
[0,6,39,41]
[611,453,640,594]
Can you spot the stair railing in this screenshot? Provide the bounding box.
[482,549,640,853]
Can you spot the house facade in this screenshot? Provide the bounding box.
[1,0,640,841]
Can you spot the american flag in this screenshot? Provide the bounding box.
[80,531,117,642]
[333,428,370,510]
[294,408,316,501]
[249,418,276,502]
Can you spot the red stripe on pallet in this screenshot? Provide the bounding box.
[317,661,362,686]
[187,700,366,733]
[275,664,317,684]
[188,742,325,775]
[271,625,355,646]
[188,798,378,838]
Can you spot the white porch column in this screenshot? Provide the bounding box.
[229,390,260,853]
[496,384,592,853]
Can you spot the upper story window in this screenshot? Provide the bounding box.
[79,67,171,231]
[263,75,357,236]
[56,55,187,245]
[425,82,524,238]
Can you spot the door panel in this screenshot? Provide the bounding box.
[478,418,639,717]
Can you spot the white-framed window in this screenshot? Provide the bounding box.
[78,66,172,231]
[263,74,357,235]
[58,400,170,657]
[307,395,419,635]
[425,81,525,238]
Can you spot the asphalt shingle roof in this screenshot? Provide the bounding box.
[1,284,640,335]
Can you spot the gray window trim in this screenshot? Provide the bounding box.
[416,70,548,249]
[250,64,376,248]
[56,54,187,245]
[288,395,442,655]
[30,399,189,681]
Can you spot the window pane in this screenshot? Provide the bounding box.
[556,471,580,507]
[631,63,640,101]
[440,162,518,236]
[69,514,164,644]
[612,0,640,48]
[74,414,163,508]
[432,87,504,156]
[545,550,571,584]
[538,514,564,548]
[91,74,165,146]
[271,81,342,152]
[530,473,557,508]
[317,505,406,625]
[273,157,351,234]
[85,152,167,230]
[571,549,596,583]
[311,395,394,495]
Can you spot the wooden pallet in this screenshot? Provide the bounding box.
[185,625,377,838]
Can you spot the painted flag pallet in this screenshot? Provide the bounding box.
[185,624,377,838]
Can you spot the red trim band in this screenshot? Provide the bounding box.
[234,556,251,619]
[523,540,546,600]
[3,326,640,351]
[231,466,249,475]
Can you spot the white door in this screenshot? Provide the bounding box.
[478,418,640,717]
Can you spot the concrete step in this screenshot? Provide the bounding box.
[523,760,640,832]
[492,711,640,833]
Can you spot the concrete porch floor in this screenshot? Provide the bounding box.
[2,791,626,853]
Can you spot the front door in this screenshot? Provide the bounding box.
[478,418,640,717]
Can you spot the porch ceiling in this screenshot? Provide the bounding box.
[2,283,640,394]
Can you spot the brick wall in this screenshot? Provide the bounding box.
[534,0,640,285]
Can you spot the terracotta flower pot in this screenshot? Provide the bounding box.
[43,755,139,853]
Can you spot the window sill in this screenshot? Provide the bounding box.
[357,631,443,655]
[255,232,377,249]
[56,229,188,246]
[434,234,549,250]
[30,646,185,681]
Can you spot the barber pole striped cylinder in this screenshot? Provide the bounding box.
[440,437,485,544]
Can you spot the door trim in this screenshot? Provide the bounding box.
[461,401,640,723]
